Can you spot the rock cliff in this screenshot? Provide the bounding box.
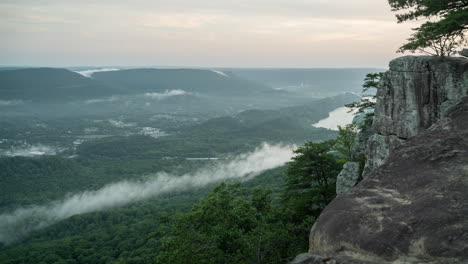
[363,56,468,177]
[303,56,468,263]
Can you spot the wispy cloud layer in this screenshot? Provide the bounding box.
[84,96,120,104]
[75,68,120,77]
[0,143,295,244]
[144,90,190,99]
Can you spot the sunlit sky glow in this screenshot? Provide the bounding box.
[0,0,421,68]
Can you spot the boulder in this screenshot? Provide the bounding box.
[336,162,360,195]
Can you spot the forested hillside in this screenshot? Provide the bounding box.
[0,66,364,263]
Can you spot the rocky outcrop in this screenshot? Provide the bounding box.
[308,96,468,263]
[362,134,404,177]
[363,56,468,177]
[336,162,360,195]
[307,56,468,263]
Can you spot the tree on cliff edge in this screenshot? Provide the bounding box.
[389,0,468,56]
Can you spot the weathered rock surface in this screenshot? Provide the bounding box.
[351,113,374,158]
[362,134,404,177]
[289,253,376,264]
[461,49,468,57]
[289,252,353,264]
[364,56,468,176]
[336,162,360,195]
[308,97,468,263]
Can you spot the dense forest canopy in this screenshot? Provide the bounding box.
[0,63,367,263]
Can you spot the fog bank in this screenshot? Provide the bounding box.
[0,143,295,244]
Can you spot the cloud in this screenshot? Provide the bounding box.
[139,13,221,29]
[108,119,136,128]
[139,127,166,138]
[75,68,120,78]
[144,90,190,99]
[0,144,63,157]
[0,143,295,244]
[0,0,421,67]
[210,70,229,77]
[0,100,23,106]
[84,96,120,104]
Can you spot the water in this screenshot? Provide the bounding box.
[312,107,357,130]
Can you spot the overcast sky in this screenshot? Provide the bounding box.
[0,0,420,68]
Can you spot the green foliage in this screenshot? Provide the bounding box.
[282,140,344,223]
[156,183,311,264]
[0,154,210,208]
[346,72,383,113]
[0,138,345,264]
[156,140,345,264]
[346,72,384,128]
[335,124,358,161]
[0,86,359,263]
[388,0,468,56]
[345,98,375,115]
[0,194,199,264]
[362,72,384,92]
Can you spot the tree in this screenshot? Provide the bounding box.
[388,0,468,56]
[346,72,384,127]
[335,124,358,161]
[156,183,303,264]
[282,140,344,223]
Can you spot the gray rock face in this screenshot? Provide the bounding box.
[336,162,360,195]
[461,49,468,57]
[363,56,468,177]
[308,97,468,263]
[362,134,404,177]
[352,117,373,158]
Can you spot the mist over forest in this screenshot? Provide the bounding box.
[2,0,467,262]
[0,66,373,263]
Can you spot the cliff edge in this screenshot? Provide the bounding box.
[364,56,468,177]
[301,56,468,264]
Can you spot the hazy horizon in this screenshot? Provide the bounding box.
[0,0,422,68]
[0,65,387,69]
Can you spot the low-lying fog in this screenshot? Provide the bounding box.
[0,143,295,244]
[0,144,63,157]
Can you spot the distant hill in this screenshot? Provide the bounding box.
[0,67,359,118]
[92,68,274,96]
[0,68,120,102]
[0,68,282,105]
[0,67,27,71]
[228,68,384,97]
[76,93,359,158]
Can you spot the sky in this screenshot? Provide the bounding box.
[0,0,421,68]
